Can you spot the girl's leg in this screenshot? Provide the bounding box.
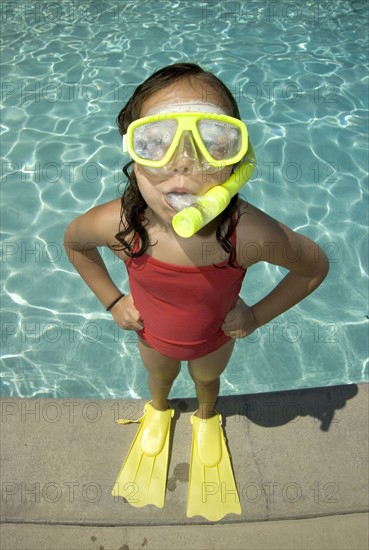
[187,339,235,419]
[138,336,181,411]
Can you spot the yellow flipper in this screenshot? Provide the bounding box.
[187,413,242,521]
[112,402,174,508]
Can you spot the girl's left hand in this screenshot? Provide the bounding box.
[221,297,259,339]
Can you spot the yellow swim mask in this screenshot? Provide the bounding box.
[122,112,249,168]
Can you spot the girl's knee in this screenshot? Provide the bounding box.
[188,368,219,387]
[149,363,181,385]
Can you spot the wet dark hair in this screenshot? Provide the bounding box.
[113,62,255,267]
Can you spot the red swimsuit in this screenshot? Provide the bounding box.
[125,226,246,360]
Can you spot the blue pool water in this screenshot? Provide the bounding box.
[1,1,368,399]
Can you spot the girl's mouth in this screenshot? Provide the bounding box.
[165,192,197,212]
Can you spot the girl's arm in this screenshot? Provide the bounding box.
[223,203,329,337]
[64,199,143,330]
[251,233,329,328]
[64,199,124,309]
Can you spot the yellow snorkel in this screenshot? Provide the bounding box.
[170,162,254,238]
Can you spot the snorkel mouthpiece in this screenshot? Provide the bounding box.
[170,162,254,238]
[166,193,197,210]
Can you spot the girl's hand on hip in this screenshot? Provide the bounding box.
[109,293,144,331]
[221,297,258,339]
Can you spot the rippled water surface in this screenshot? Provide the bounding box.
[1,1,368,399]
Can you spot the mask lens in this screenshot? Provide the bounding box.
[197,119,242,161]
[133,119,177,161]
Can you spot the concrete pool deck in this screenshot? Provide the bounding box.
[1,383,368,550]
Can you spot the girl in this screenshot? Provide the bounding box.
[64,63,328,518]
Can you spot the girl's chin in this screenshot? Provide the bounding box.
[145,199,176,227]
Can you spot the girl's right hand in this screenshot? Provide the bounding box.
[109,293,144,331]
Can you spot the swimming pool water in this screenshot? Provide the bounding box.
[1,0,368,399]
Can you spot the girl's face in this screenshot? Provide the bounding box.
[133,78,234,228]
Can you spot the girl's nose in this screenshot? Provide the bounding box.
[171,131,202,173]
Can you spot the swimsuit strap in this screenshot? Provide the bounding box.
[132,231,141,253]
[230,206,238,248]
